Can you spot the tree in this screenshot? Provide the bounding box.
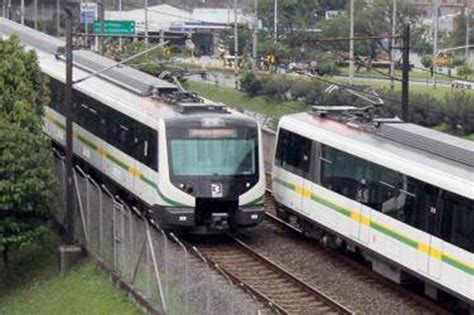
[220,24,253,55]
[319,0,425,59]
[0,36,57,266]
[258,0,320,35]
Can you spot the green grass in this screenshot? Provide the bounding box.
[337,66,474,82]
[464,133,474,141]
[0,232,140,315]
[317,76,474,100]
[187,81,310,120]
[189,80,474,141]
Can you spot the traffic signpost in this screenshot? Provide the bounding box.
[80,3,97,48]
[93,20,136,35]
[80,3,96,24]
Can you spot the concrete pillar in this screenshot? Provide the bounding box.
[58,244,84,273]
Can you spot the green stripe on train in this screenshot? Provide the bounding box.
[245,195,264,206]
[139,174,185,208]
[47,116,184,208]
[273,176,473,275]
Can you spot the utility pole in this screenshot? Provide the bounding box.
[144,0,149,44]
[34,0,38,29]
[252,0,258,69]
[234,0,239,89]
[64,8,74,246]
[465,4,470,58]
[58,8,84,273]
[349,0,354,85]
[99,0,105,55]
[20,0,24,24]
[390,0,396,90]
[274,0,277,41]
[57,0,60,35]
[119,0,123,50]
[402,23,410,122]
[6,0,11,19]
[432,0,439,88]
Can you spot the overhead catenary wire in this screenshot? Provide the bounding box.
[305,73,405,107]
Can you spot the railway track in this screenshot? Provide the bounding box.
[261,191,453,315]
[186,235,353,315]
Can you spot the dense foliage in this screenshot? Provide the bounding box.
[0,36,57,265]
[221,0,431,67]
[239,72,474,136]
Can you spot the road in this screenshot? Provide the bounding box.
[187,69,453,89]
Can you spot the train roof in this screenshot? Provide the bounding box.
[0,18,255,128]
[279,112,474,199]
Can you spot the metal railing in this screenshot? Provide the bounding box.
[52,151,263,315]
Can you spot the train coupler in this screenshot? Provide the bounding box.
[210,212,229,230]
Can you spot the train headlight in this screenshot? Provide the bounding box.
[177,183,194,195]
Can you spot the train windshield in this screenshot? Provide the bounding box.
[167,125,258,177]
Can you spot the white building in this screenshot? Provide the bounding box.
[105,4,252,34]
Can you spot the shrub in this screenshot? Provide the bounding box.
[457,64,473,78]
[240,72,263,96]
[420,55,433,69]
[441,93,474,134]
[261,76,291,100]
[289,79,326,104]
[315,53,340,76]
[453,55,466,67]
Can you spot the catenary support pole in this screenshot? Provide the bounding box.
[274,0,277,41]
[119,0,123,50]
[466,5,470,58]
[349,0,354,85]
[34,0,38,29]
[99,0,105,55]
[20,0,24,24]
[144,0,148,44]
[57,0,60,35]
[64,8,74,245]
[252,0,258,69]
[401,23,410,122]
[234,0,239,89]
[390,0,396,90]
[432,0,438,88]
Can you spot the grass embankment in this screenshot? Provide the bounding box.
[187,81,309,120]
[189,80,474,141]
[337,67,474,82]
[0,233,140,315]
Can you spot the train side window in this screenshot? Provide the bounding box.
[276,129,312,178]
[370,166,402,217]
[275,129,290,167]
[49,78,65,113]
[321,146,368,201]
[440,192,474,252]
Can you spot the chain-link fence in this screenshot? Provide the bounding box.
[52,151,265,315]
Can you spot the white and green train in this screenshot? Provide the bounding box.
[272,109,474,310]
[1,18,265,233]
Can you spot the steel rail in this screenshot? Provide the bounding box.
[186,234,353,315]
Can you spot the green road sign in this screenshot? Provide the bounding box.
[93,20,135,35]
